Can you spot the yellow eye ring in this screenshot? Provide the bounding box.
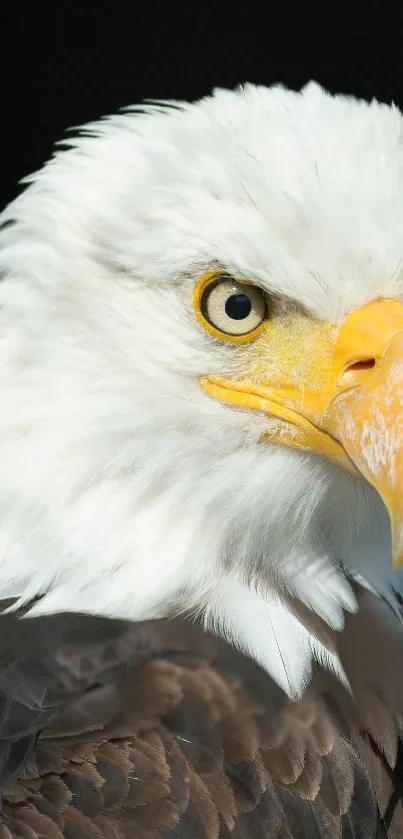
[192,271,269,344]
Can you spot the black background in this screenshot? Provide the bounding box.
[2,4,403,210]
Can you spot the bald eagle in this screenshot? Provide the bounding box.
[0,81,403,837]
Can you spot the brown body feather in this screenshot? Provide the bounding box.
[0,593,401,838]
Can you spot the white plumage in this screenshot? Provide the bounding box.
[0,81,401,697]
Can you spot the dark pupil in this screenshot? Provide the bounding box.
[225,292,252,320]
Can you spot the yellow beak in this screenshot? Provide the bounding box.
[200,299,403,568]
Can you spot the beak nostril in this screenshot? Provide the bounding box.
[344,358,376,374]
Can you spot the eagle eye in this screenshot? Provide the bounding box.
[194,273,269,343]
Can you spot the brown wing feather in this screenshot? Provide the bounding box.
[0,594,402,837]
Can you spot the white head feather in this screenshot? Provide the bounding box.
[0,81,401,695]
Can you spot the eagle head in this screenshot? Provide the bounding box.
[0,81,402,695]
